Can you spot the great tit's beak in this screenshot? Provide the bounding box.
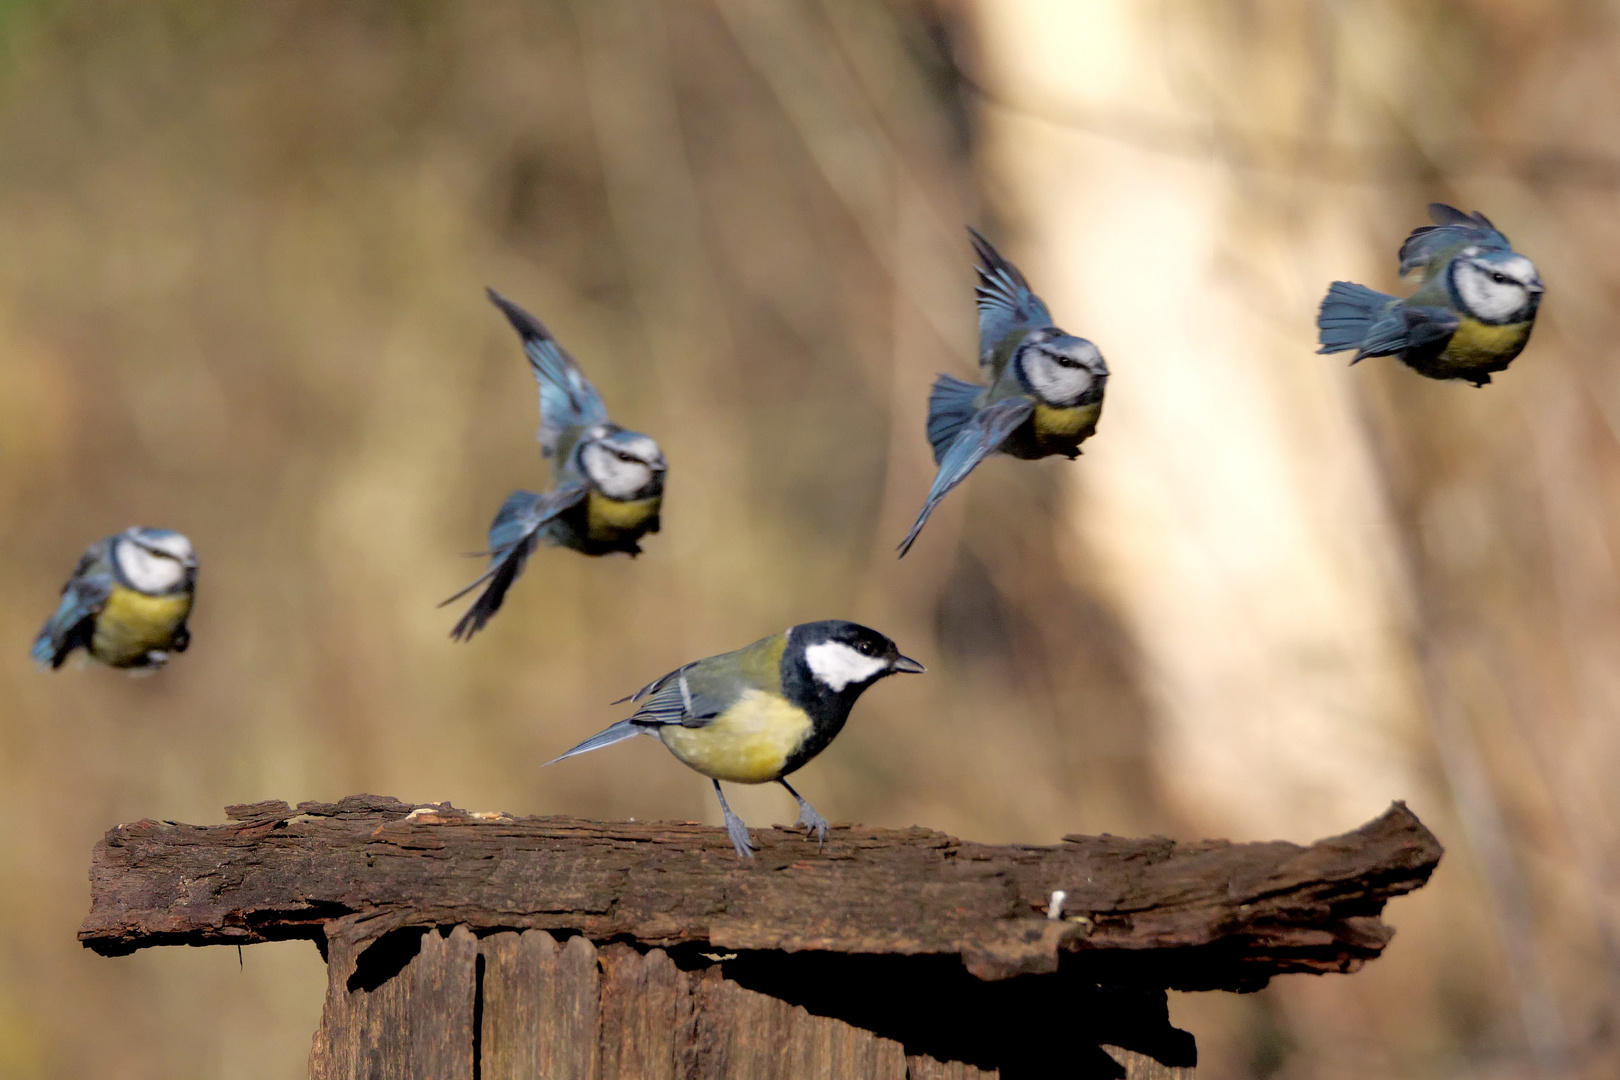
[891,655,926,674]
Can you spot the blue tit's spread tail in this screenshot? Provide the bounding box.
[1317,281,1401,358]
[926,374,984,464]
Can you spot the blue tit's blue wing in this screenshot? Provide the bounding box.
[897,395,1035,557]
[1398,204,1513,277]
[487,289,610,458]
[442,482,590,641]
[969,228,1052,372]
[31,569,112,670]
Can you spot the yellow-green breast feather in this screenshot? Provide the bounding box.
[658,689,812,784]
[91,586,191,667]
[1033,400,1102,440]
[586,491,661,543]
[1440,318,1532,369]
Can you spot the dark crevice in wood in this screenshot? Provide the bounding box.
[471,951,484,1080]
[348,927,425,993]
[661,947,1195,1078]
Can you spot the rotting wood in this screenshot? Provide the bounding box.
[81,795,1441,992]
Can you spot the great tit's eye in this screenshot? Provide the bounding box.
[856,640,876,656]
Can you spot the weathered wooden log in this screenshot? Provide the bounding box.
[81,796,1441,993]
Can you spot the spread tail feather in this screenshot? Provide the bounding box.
[1316,281,1399,357]
[546,719,644,766]
[926,374,983,464]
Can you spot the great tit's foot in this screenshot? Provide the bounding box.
[795,805,829,848]
[713,780,756,859]
[779,778,828,850]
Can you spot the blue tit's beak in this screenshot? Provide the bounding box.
[891,655,926,674]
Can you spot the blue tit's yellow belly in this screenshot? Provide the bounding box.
[586,491,661,544]
[91,586,192,668]
[1032,400,1102,447]
[1438,319,1532,370]
[658,690,813,784]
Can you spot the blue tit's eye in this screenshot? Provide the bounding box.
[1491,272,1509,284]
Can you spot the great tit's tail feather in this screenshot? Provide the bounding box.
[1317,281,1400,358]
[546,719,645,765]
[926,375,984,464]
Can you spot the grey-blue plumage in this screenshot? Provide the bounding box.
[898,228,1108,557]
[1316,204,1543,386]
[31,527,196,671]
[444,290,666,640]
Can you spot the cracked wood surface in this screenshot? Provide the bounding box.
[81,795,1441,990]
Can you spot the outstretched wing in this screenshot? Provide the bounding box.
[969,227,1052,375]
[487,288,610,458]
[897,396,1035,557]
[442,483,590,641]
[31,567,112,670]
[1398,204,1512,278]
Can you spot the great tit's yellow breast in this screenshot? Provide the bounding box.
[586,491,661,543]
[92,586,191,667]
[1440,318,1532,368]
[1032,401,1101,445]
[658,689,813,784]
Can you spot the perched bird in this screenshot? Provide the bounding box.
[31,527,197,671]
[898,228,1109,557]
[550,620,924,858]
[1317,203,1544,386]
[444,289,667,640]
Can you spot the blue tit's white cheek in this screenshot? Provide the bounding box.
[804,641,888,692]
[136,530,195,566]
[582,442,654,499]
[114,542,185,593]
[1019,344,1100,407]
[1455,262,1529,323]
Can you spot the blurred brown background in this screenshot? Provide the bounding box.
[0,1,1614,1077]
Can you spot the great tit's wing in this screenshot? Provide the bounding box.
[623,668,732,729]
[487,288,610,458]
[897,395,1035,557]
[969,228,1053,375]
[31,564,113,670]
[442,483,590,641]
[1398,204,1512,278]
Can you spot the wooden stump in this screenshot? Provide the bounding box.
[80,795,1441,1078]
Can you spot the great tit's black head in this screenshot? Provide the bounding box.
[115,527,196,595]
[1450,249,1543,325]
[579,425,667,500]
[789,620,925,698]
[1015,329,1108,407]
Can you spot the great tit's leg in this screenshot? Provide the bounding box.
[778,778,829,848]
[712,780,756,859]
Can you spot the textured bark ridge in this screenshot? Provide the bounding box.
[81,795,1441,993]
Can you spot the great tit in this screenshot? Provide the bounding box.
[549,619,924,858]
[1317,203,1544,386]
[898,228,1109,557]
[443,289,667,640]
[31,527,197,671]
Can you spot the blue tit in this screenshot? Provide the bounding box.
[897,227,1109,557]
[443,289,667,640]
[550,619,924,858]
[31,527,197,671]
[1317,203,1544,387]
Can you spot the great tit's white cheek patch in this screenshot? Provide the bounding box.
[115,542,185,594]
[804,641,887,692]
